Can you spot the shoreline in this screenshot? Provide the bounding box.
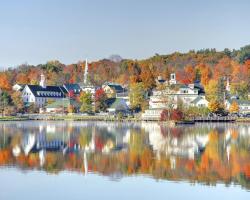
[0,115,250,123]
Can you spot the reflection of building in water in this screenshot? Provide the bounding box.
[2,122,250,188]
[83,151,88,175]
[142,122,209,160]
[11,128,67,166]
[223,126,250,162]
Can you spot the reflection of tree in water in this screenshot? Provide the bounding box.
[0,122,250,190]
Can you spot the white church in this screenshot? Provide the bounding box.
[20,59,97,108]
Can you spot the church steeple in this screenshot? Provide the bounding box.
[226,77,230,93]
[83,58,88,85]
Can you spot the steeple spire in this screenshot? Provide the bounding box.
[226,77,230,92]
[83,58,88,85]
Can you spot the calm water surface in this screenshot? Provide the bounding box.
[0,121,249,200]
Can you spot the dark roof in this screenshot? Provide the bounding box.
[63,84,81,94]
[105,98,129,110]
[60,86,68,94]
[27,85,66,98]
[108,84,124,93]
[103,82,124,93]
[105,98,116,106]
[158,79,166,83]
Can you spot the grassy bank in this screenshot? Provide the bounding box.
[16,114,142,122]
[236,118,250,123]
[0,116,29,121]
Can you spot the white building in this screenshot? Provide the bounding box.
[149,73,207,109]
[225,98,250,114]
[142,73,208,120]
[21,74,66,107]
[224,78,250,114]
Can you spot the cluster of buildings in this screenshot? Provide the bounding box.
[142,73,250,120]
[12,59,250,118]
[13,59,129,114]
[142,73,209,120]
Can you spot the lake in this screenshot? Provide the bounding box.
[0,121,249,200]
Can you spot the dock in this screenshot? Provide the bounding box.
[194,116,236,122]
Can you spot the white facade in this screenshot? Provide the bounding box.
[21,74,65,108]
[224,79,250,114]
[142,73,208,120]
[190,96,209,107]
[22,86,36,104]
[22,85,64,107]
[81,85,97,95]
[225,99,250,114]
[149,84,203,109]
[169,73,177,85]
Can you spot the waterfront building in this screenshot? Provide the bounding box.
[106,98,130,114]
[225,98,250,114]
[102,82,126,98]
[224,78,250,114]
[21,74,66,107]
[142,73,208,120]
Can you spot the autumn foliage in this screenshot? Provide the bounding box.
[161,108,184,121]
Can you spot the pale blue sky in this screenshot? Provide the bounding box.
[0,0,250,68]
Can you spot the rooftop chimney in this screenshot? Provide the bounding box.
[40,74,46,88]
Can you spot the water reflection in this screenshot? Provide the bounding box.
[0,121,250,190]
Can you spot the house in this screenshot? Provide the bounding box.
[44,98,80,113]
[225,98,250,114]
[224,79,250,114]
[102,82,125,98]
[22,74,66,107]
[106,98,130,114]
[12,84,25,92]
[190,96,209,107]
[63,83,81,95]
[149,75,206,109]
[142,73,207,120]
[81,83,98,95]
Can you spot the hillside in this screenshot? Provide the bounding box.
[0,45,250,93]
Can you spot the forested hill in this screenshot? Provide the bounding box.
[0,45,250,94]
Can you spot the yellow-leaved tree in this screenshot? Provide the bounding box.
[208,100,222,113]
[229,101,239,113]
